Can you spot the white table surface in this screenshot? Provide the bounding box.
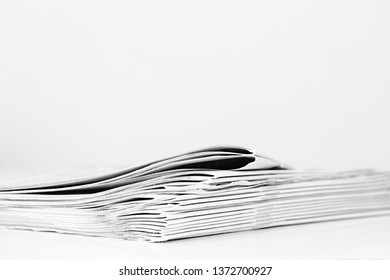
[1,215,389,260]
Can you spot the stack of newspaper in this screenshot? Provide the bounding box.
[1,146,389,242]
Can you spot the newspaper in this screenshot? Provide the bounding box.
[1,146,389,242]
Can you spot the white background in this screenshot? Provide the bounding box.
[1,0,389,170]
[1,0,390,262]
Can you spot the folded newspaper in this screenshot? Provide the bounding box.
[1,146,390,242]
